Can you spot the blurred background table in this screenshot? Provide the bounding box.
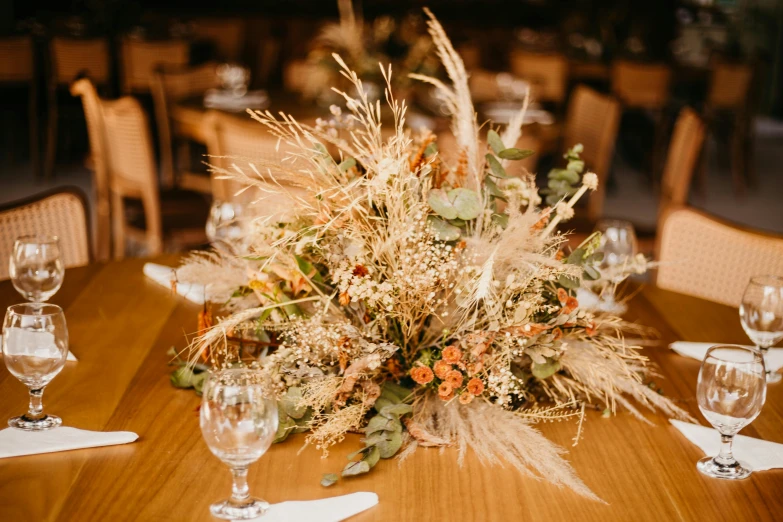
[0,258,781,521]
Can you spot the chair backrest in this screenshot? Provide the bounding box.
[283,59,334,100]
[610,60,672,110]
[70,78,111,262]
[562,85,621,221]
[50,37,110,86]
[468,69,500,103]
[150,62,219,185]
[707,62,753,110]
[656,207,783,307]
[0,36,34,83]
[509,50,568,104]
[659,107,705,219]
[204,112,306,218]
[0,188,90,280]
[191,18,246,62]
[457,42,481,71]
[120,38,190,93]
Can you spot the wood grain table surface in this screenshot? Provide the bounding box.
[0,257,781,521]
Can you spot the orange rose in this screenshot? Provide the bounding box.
[445,369,464,388]
[467,361,483,376]
[458,393,474,405]
[585,322,597,337]
[442,345,463,364]
[433,360,452,380]
[410,366,434,385]
[438,382,454,401]
[557,288,569,305]
[562,296,579,315]
[467,378,485,396]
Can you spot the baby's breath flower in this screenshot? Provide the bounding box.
[582,172,598,191]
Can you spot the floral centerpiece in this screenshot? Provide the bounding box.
[174,9,689,499]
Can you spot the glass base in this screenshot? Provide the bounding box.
[765,371,782,384]
[9,413,62,431]
[210,498,269,520]
[697,456,752,480]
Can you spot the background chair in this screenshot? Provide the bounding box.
[655,207,783,307]
[100,95,209,258]
[46,37,111,179]
[658,107,705,220]
[151,62,219,191]
[190,18,246,63]
[508,50,568,107]
[69,78,112,262]
[0,188,91,280]
[562,85,621,222]
[0,36,40,179]
[120,37,190,94]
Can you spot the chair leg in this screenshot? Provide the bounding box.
[44,87,58,180]
[730,116,746,196]
[28,82,41,179]
[111,191,126,260]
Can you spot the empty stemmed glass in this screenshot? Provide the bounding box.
[595,219,638,313]
[696,345,766,479]
[2,303,69,430]
[739,275,783,383]
[9,235,65,303]
[200,368,278,520]
[206,200,245,245]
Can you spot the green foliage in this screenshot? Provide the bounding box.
[532,358,561,380]
[427,216,461,241]
[542,144,585,206]
[274,387,314,443]
[498,148,534,160]
[428,188,482,221]
[168,347,209,396]
[338,157,356,172]
[485,154,510,179]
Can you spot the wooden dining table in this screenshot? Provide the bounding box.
[0,257,781,521]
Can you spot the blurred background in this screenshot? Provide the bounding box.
[1,0,782,262]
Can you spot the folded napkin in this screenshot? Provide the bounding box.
[252,492,379,522]
[669,342,783,372]
[0,334,77,361]
[670,420,783,471]
[204,89,269,112]
[0,426,138,459]
[143,263,205,305]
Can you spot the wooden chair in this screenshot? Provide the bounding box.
[610,60,672,177]
[457,42,481,71]
[0,36,40,178]
[562,85,621,222]
[658,107,705,220]
[45,37,111,179]
[191,18,246,62]
[509,50,568,106]
[703,61,755,194]
[203,111,307,219]
[0,188,91,280]
[100,95,209,258]
[655,207,783,307]
[150,62,219,191]
[69,78,112,262]
[120,38,190,94]
[468,70,501,103]
[283,59,334,100]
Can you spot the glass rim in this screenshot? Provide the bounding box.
[748,274,783,288]
[595,218,634,229]
[704,344,763,363]
[204,367,270,387]
[14,234,60,245]
[5,303,64,317]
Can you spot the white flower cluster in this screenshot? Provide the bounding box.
[499,176,542,208]
[333,260,395,311]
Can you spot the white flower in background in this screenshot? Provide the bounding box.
[582,172,598,191]
[499,176,541,207]
[555,201,575,221]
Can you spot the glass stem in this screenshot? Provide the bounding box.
[230,466,250,504]
[28,387,44,419]
[756,345,771,377]
[715,434,736,466]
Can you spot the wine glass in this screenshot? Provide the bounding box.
[206,200,245,245]
[696,345,766,479]
[595,219,638,313]
[2,303,69,430]
[200,368,278,520]
[740,275,783,383]
[9,235,65,303]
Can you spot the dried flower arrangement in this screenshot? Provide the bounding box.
[174,9,691,500]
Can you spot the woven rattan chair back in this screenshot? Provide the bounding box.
[120,38,189,94]
[659,108,705,219]
[656,207,783,307]
[610,61,672,110]
[562,85,621,222]
[0,36,34,82]
[707,62,753,110]
[50,37,110,86]
[509,51,568,104]
[0,189,90,280]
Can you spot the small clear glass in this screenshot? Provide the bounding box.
[595,219,638,313]
[200,368,278,520]
[2,303,69,430]
[739,275,783,383]
[696,345,766,480]
[9,235,65,303]
[206,200,244,245]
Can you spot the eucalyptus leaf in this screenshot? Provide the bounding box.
[532,359,561,380]
[427,216,461,242]
[484,175,504,199]
[583,265,601,280]
[379,403,413,419]
[170,366,196,388]
[485,154,510,178]
[192,372,207,396]
[487,130,505,155]
[427,189,458,220]
[281,387,307,419]
[362,445,381,468]
[365,415,400,435]
[376,430,403,458]
[273,410,296,443]
[448,188,482,220]
[338,157,356,172]
[342,460,371,477]
[498,148,534,161]
[373,396,395,414]
[558,275,579,289]
[550,168,580,185]
[381,382,412,402]
[567,160,585,173]
[491,213,509,229]
[567,248,586,265]
[321,473,339,487]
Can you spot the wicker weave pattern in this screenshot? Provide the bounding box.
[0,37,33,82]
[611,61,672,109]
[0,192,89,280]
[707,63,752,110]
[50,38,110,84]
[509,51,568,104]
[660,108,704,215]
[656,208,783,307]
[120,38,189,93]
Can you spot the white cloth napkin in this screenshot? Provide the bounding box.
[251,492,379,522]
[0,334,77,361]
[0,426,138,459]
[670,420,783,471]
[143,263,205,305]
[669,342,783,372]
